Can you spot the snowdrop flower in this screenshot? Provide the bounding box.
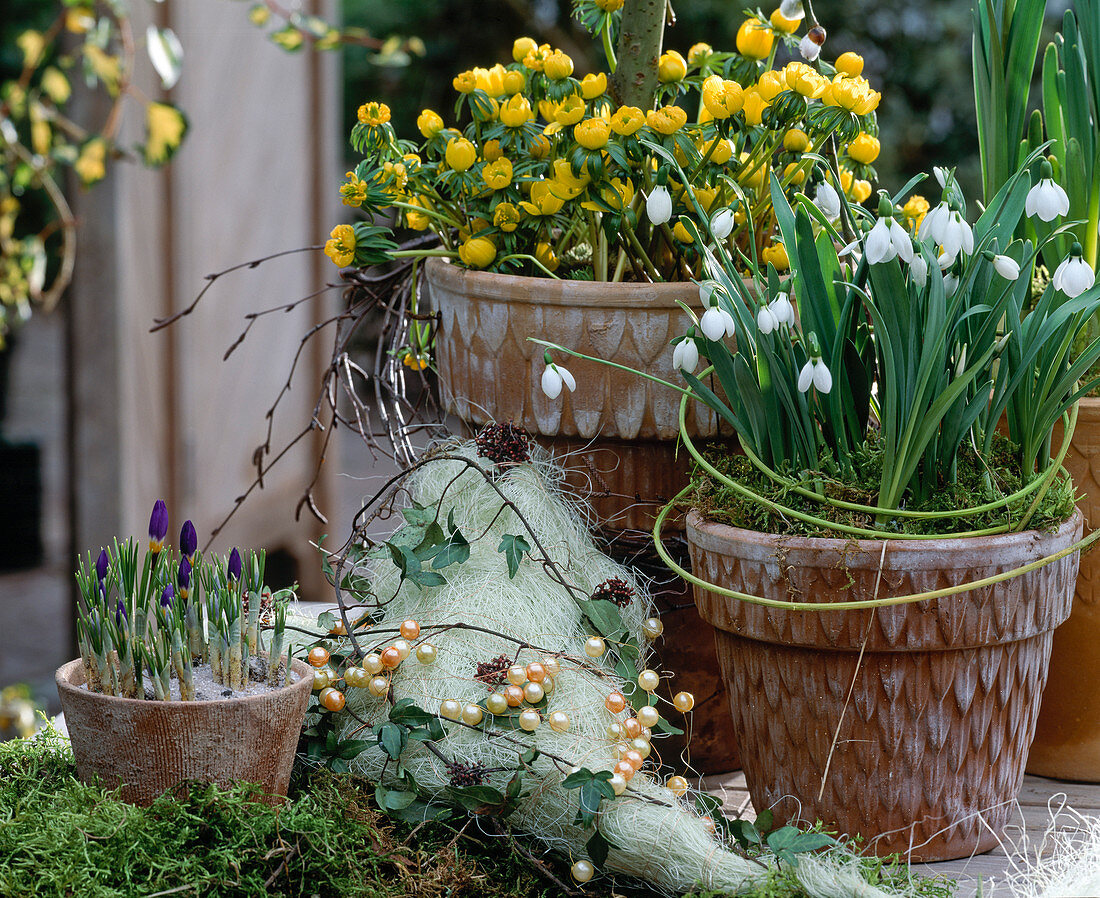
[672,334,699,373]
[933,166,950,188]
[710,207,735,240]
[770,293,796,326]
[797,357,832,394]
[922,204,973,264]
[799,33,822,61]
[910,253,928,287]
[991,254,1021,281]
[757,305,778,334]
[1025,162,1070,222]
[865,201,914,265]
[780,0,805,19]
[700,304,736,341]
[1052,244,1096,298]
[646,185,672,225]
[943,272,959,297]
[814,181,841,221]
[918,201,951,244]
[540,354,576,399]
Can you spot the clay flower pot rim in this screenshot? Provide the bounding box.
[55,656,310,708]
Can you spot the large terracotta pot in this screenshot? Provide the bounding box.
[688,508,1082,862]
[56,656,313,805]
[426,257,721,533]
[1028,397,1100,779]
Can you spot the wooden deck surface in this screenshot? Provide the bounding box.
[702,770,1100,897]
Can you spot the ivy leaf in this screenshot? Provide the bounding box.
[389,699,434,727]
[375,784,417,811]
[413,520,447,560]
[766,827,835,867]
[316,610,336,631]
[378,722,407,761]
[728,818,763,851]
[449,785,507,813]
[586,830,618,866]
[431,525,470,570]
[390,799,454,823]
[579,599,625,640]
[498,534,531,578]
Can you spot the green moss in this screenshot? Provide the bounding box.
[692,434,1076,538]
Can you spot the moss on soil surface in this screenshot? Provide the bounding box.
[0,732,954,898]
[693,434,1076,538]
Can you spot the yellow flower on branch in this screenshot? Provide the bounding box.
[358,101,391,126]
[417,109,444,138]
[647,105,687,135]
[493,202,521,232]
[659,50,688,83]
[324,224,357,267]
[610,106,646,136]
[482,157,514,190]
[847,132,880,164]
[339,172,370,207]
[445,138,477,172]
[143,102,187,165]
[736,19,774,60]
[574,118,611,150]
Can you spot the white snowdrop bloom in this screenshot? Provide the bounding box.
[1052,251,1096,298]
[700,306,730,341]
[710,208,735,240]
[698,281,718,306]
[992,254,1021,280]
[943,272,959,297]
[890,219,914,263]
[864,217,894,264]
[799,34,821,61]
[938,211,974,263]
[672,339,699,374]
[814,182,841,221]
[910,253,929,287]
[780,0,805,19]
[770,293,796,327]
[918,202,951,244]
[797,360,815,392]
[646,185,673,225]
[540,363,576,399]
[812,358,833,393]
[933,166,949,188]
[757,305,778,335]
[1025,178,1070,222]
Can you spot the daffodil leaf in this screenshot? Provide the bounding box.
[141,101,188,166]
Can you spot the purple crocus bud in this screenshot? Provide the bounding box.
[96,548,109,582]
[148,500,169,552]
[161,583,175,608]
[180,520,197,560]
[178,556,191,597]
[227,548,242,582]
[116,599,128,628]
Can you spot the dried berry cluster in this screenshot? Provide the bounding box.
[474,654,512,685]
[447,761,488,787]
[592,577,635,608]
[475,422,530,467]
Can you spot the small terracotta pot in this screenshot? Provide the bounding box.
[688,508,1082,862]
[426,257,723,532]
[1028,398,1100,779]
[56,656,313,806]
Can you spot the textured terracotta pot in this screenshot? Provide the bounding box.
[1028,398,1100,779]
[688,508,1082,861]
[56,656,313,805]
[426,257,722,532]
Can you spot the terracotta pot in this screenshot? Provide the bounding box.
[56,656,313,806]
[688,508,1082,862]
[1028,398,1100,779]
[426,257,722,533]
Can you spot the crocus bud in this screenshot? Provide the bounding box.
[178,556,192,595]
[180,520,198,560]
[148,500,169,552]
[161,584,175,608]
[116,599,127,628]
[96,548,109,582]
[228,548,242,582]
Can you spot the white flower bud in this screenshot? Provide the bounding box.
[992,254,1021,281]
[646,185,673,225]
[673,339,699,373]
[710,208,735,240]
[700,307,728,341]
[799,34,822,61]
[797,360,815,393]
[814,182,841,221]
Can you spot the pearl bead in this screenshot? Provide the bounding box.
[543,657,561,677]
[368,675,389,697]
[667,775,689,797]
[571,859,595,883]
[439,700,463,721]
[624,749,644,771]
[523,681,545,704]
[399,619,420,640]
[604,691,626,714]
[630,738,651,759]
[613,760,635,781]
[486,692,509,715]
[613,741,631,759]
[584,636,606,658]
[312,668,331,691]
[638,669,660,692]
[393,639,411,661]
[461,704,484,726]
[637,705,660,728]
[504,685,524,707]
[673,691,695,712]
[518,709,541,731]
[362,653,383,675]
[641,726,652,740]
[622,717,641,739]
[506,665,527,686]
[343,666,362,688]
[416,643,438,665]
[308,646,331,668]
[606,723,623,740]
[549,711,570,732]
[321,687,346,712]
[542,675,555,694]
[525,662,547,683]
[608,773,627,795]
[642,617,664,640]
[380,647,401,669]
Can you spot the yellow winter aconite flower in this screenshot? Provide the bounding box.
[405,197,432,230]
[847,132,880,164]
[340,172,370,207]
[838,168,854,193]
[783,162,806,185]
[851,179,872,202]
[826,75,881,115]
[528,133,551,159]
[417,109,444,138]
[835,51,864,77]
[445,137,477,172]
[543,50,574,80]
[574,117,611,150]
[770,9,801,33]
[596,0,624,10]
[610,106,646,136]
[482,157,514,190]
[381,160,408,195]
[482,139,504,162]
[647,105,687,135]
[476,64,507,97]
[402,351,429,371]
[503,70,526,95]
[761,241,790,270]
[500,95,534,128]
[658,50,688,83]
[756,70,786,102]
[738,153,768,189]
[583,177,635,212]
[459,236,497,268]
[784,62,827,99]
[701,76,744,119]
[493,202,521,232]
[688,43,713,64]
[580,72,608,100]
[736,19,774,60]
[358,101,391,126]
[512,37,537,63]
[554,94,586,126]
[324,224,357,267]
[673,221,696,244]
[902,194,930,230]
[742,89,769,126]
[520,181,566,216]
[698,135,733,164]
[548,160,590,199]
[74,139,107,185]
[523,43,552,72]
[783,128,810,152]
[535,242,560,271]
